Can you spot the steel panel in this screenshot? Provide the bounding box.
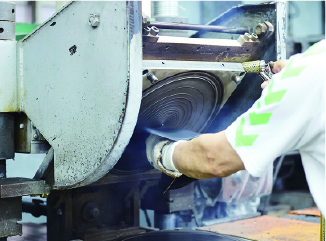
[0,114,14,159]
[0,178,50,198]
[276,1,287,60]
[0,40,17,112]
[18,1,142,189]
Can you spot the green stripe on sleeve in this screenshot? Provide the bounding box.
[264,81,287,105]
[235,117,259,147]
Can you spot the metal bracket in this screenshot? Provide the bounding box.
[0,178,50,198]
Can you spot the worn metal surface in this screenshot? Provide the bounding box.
[0,40,17,112]
[30,122,50,154]
[276,1,287,60]
[14,113,31,153]
[0,114,14,159]
[17,1,142,189]
[34,147,54,181]
[0,197,22,238]
[143,3,281,62]
[143,36,261,62]
[0,178,50,198]
[14,113,50,154]
[198,215,320,241]
[189,2,279,64]
[142,60,245,73]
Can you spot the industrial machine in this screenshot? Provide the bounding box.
[0,1,286,240]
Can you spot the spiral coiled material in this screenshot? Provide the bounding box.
[138,71,224,133]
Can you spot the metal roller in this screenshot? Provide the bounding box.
[242,60,266,74]
[138,71,224,133]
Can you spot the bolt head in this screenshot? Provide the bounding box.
[150,26,159,36]
[232,75,242,85]
[255,23,267,35]
[243,32,251,41]
[33,133,38,139]
[89,14,100,27]
[143,26,151,35]
[19,123,24,129]
[251,33,258,40]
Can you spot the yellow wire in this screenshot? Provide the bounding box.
[163,177,176,194]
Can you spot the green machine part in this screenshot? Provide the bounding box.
[16,23,39,41]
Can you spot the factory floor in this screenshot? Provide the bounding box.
[8,207,321,241]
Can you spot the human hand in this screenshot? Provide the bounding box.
[261,79,271,89]
[261,59,288,89]
[271,59,289,74]
[145,134,185,178]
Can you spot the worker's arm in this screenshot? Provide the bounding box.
[145,131,244,179]
[172,131,244,179]
[147,39,325,178]
[145,60,290,180]
[146,59,290,179]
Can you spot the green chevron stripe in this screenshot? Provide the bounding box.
[256,100,261,109]
[235,117,259,147]
[264,80,287,105]
[303,42,325,57]
[249,111,272,125]
[280,58,307,80]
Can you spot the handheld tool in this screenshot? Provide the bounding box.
[242,60,274,82]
